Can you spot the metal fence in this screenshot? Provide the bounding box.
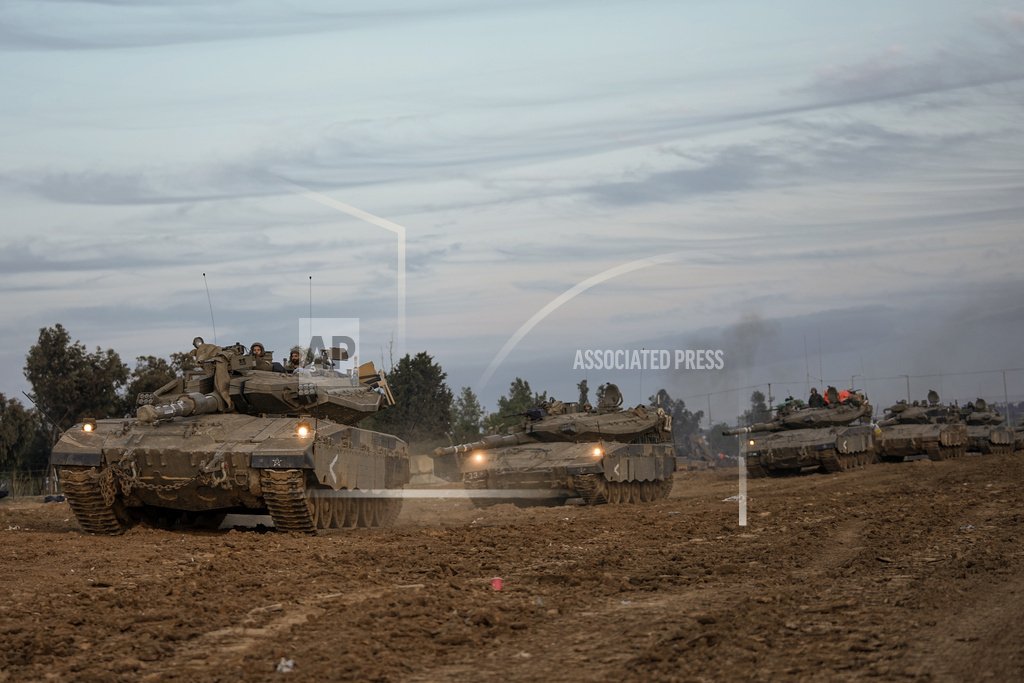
[0,468,57,498]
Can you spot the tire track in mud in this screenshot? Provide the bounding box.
[134,587,422,680]
[4,455,1024,681]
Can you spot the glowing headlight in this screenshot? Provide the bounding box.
[749,439,755,446]
[473,452,484,463]
[297,421,312,437]
[82,418,96,432]
[592,447,603,457]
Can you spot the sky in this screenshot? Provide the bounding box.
[2,0,1023,425]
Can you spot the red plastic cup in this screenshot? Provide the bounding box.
[491,577,503,591]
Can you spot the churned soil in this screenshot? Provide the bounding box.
[2,453,1023,682]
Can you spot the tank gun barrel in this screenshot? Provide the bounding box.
[137,392,221,423]
[723,422,778,436]
[433,432,532,457]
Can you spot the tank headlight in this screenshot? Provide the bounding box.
[297,421,312,437]
[749,439,755,447]
[82,418,96,432]
[473,452,484,463]
[592,447,603,457]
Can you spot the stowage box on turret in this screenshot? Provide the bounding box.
[724,387,878,478]
[433,384,676,507]
[50,338,408,534]
[876,390,967,463]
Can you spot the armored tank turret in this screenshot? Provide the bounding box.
[433,384,675,507]
[960,398,1016,456]
[723,387,878,478]
[50,338,409,534]
[876,390,967,462]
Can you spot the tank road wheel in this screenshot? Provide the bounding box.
[629,481,642,503]
[304,489,321,529]
[357,497,381,528]
[342,497,360,528]
[640,480,654,503]
[605,481,620,504]
[619,481,633,504]
[329,497,346,528]
[317,495,334,529]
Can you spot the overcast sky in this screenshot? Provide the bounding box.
[2,1,1023,423]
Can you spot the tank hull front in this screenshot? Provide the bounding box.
[877,423,967,462]
[966,425,1016,455]
[51,414,408,534]
[459,441,676,507]
[744,425,878,478]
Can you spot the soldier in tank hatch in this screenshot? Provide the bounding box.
[251,342,287,373]
[808,387,826,408]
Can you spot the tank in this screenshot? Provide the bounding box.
[876,390,967,463]
[960,398,1016,455]
[50,338,409,534]
[724,387,878,478]
[432,384,675,507]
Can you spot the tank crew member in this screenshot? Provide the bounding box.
[189,336,233,411]
[808,387,826,408]
[287,349,305,372]
[252,342,289,373]
[250,342,274,371]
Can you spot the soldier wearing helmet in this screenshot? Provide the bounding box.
[250,342,274,372]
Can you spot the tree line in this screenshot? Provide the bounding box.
[1,324,775,473]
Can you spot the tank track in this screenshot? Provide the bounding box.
[572,474,608,504]
[746,456,768,479]
[465,477,498,509]
[818,449,843,474]
[59,467,125,535]
[260,470,317,534]
[924,442,963,461]
[379,498,403,526]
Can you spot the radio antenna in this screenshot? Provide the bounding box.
[309,275,313,321]
[203,273,218,344]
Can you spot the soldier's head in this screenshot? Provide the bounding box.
[290,350,301,363]
[251,342,265,357]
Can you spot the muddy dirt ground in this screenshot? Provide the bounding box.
[2,452,1023,682]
